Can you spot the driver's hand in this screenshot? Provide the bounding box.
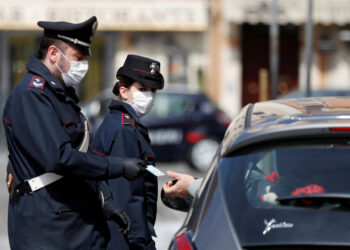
[163,171,195,199]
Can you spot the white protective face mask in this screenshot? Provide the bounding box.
[56,48,89,87]
[130,91,155,117]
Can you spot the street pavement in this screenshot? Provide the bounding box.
[0,152,204,250]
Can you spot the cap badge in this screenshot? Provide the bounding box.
[150,62,160,75]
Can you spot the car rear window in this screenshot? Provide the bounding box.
[218,139,350,247]
[150,93,194,117]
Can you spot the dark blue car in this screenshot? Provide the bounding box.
[82,87,230,172]
[165,96,350,250]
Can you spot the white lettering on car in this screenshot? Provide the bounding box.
[149,129,183,145]
[263,219,294,235]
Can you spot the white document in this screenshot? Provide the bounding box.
[146,165,165,176]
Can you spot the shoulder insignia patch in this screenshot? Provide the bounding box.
[121,113,135,127]
[29,76,46,91]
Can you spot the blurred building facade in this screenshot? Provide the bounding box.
[2,0,350,148]
[216,0,350,115]
[0,0,208,148]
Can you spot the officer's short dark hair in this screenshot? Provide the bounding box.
[37,37,69,59]
[113,76,135,96]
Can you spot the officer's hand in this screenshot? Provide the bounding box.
[110,208,131,234]
[122,158,146,180]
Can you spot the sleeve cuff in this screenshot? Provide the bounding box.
[107,157,123,178]
[188,178,203,198]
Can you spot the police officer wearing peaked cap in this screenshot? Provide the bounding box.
[113,54,164,93]
[37,16,98,56]
[92,54,164,250]
[2,16,146,250]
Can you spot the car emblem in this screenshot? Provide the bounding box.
[263,219,294,235]
[150,62,160,75]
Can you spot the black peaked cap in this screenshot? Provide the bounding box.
[37,16,98,56]
[116,54,164,91]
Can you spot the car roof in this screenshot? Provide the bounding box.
[221,97,350,156]
[279,88,350,99]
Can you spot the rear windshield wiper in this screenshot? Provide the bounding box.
[277,193,350,210]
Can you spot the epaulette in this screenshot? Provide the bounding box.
[28,76,46,91]
[121,113,135,127]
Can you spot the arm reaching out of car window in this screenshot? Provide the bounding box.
[163,171,203,198]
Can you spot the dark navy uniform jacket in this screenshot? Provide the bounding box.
[2,56,125,250]
[91,100,157,250]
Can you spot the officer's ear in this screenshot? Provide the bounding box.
[40,45,61,72]
[119,86,129,101]
[47,45,60,64]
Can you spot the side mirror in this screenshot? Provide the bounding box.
[160,180,192,212]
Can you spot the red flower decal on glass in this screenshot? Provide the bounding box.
[291,184,324,196]
[266,171,279,183]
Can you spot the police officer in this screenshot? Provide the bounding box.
[2,17,145,250]
[91,55,164,250]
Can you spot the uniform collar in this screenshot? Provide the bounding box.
[26,56,79,103]
[109,100,143,125]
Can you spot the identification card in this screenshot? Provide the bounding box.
[146,165,165,176]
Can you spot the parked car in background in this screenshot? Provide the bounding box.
[166,97,350,250]
[81,85,230,172]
